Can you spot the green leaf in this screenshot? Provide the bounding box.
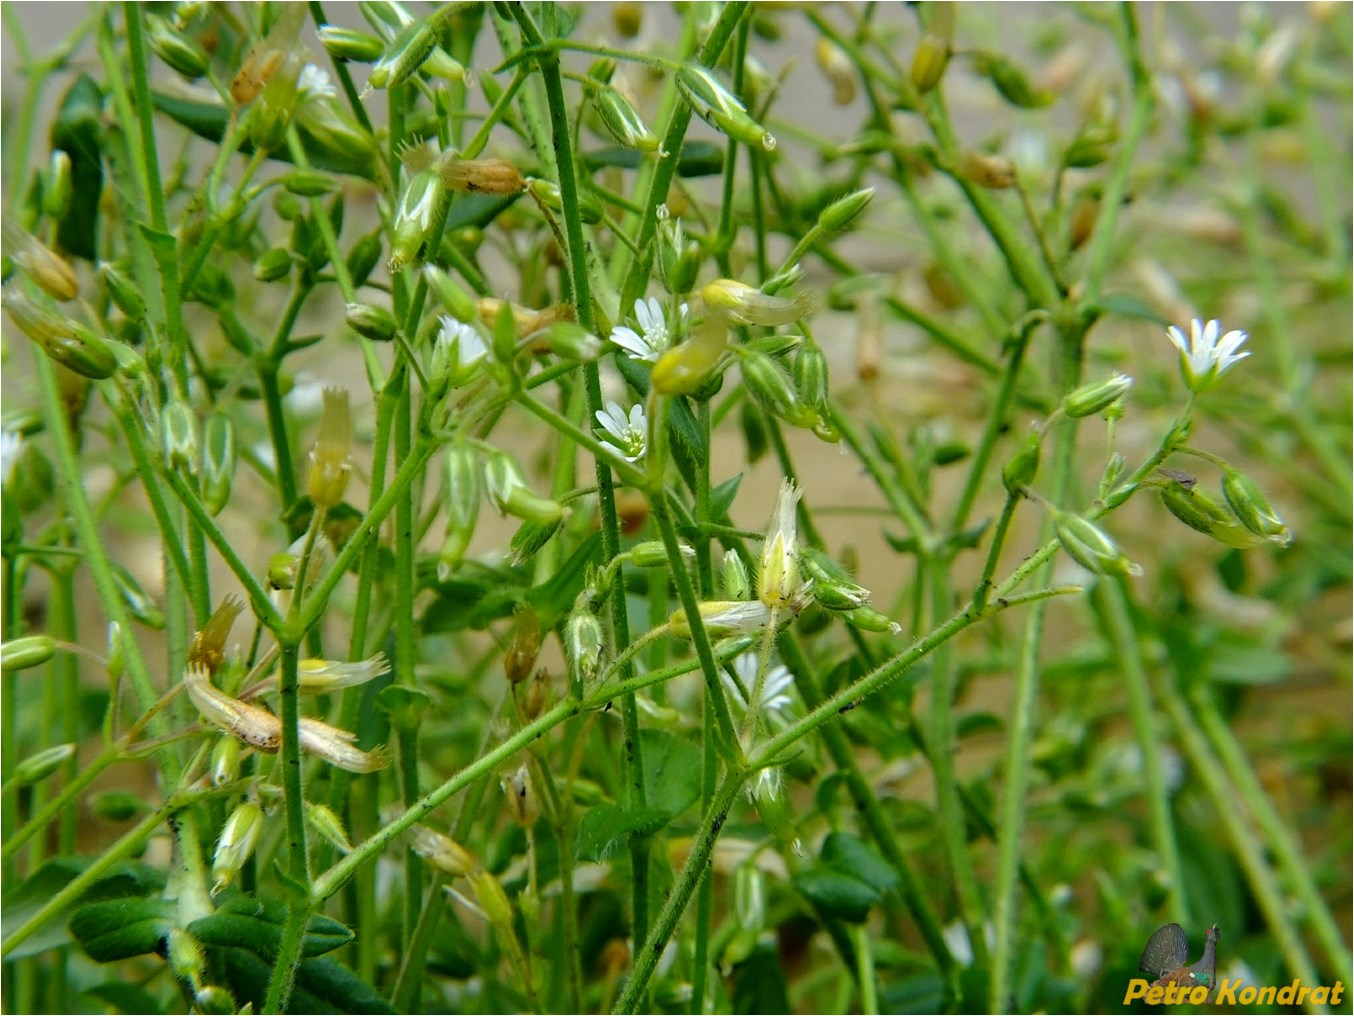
[1093,293,1168,324]
[2,858,165,960]
[581,140,724,177]
[641,729,703,817]
[956,711,1004,738]
[576,805,672,862]
[51,74,105,261]
[188,895,353,959]
[792,869,878,924]
[819,832,898,894]
[69,897,175,961]
[731,944,792,1014]
[216,946,395,1014]
[83,981,170,1015]
[1206,640,1291,685]
[710,473,743,520]
[526,532,602,627]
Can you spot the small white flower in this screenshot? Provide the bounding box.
[297,653,390,692]
[1166,318,1249,391]
[594,400,647,462]
[1,431,24,488]
[298,63,337,100]
[746,765,782,801]
[432,316,489,386]
[609,297,686,362]
[723,653,793,718]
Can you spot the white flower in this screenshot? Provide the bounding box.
[297,653,390,692]
[594,400,647,462]
[746,765,782,801]
[432,316,489,387]
[298,63,337,100]
[722,653,793,718]
[1,431,23,488]
[1166,318,1249,391]
[609,297,686,362]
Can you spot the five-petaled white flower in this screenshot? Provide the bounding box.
[610,297,686,362]
[594,400,647,462]
[432,316,489,387]
[723,653,794,719]
[298,64,337,101]
[1166,318,1249,392]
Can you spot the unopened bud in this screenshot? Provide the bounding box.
[423,264,477,323]
[212,801,264,894]
[1062,372,1132,419]
[369,18,437,90]
[389,168,445,272]
[429,316,489,389]
[565,596,605,687]
[1003,429,1042,494]
[98,262,146,319]
[676,65,776,151]
[669,600,771,638]
[346,230,383,289]
[793,342,830,418]
[306,801,353,854]
[504,605,541,686]
[539,321,602,361]
[167,928,207,986]
[112,564,164,628]
[1158,481,1263,549]
[801,548,871,611]
[345,301,398,342]
[527,177,603,224]
[44,151,72,220]
[734,864,767,931]
[147,13,210,79]
[2,635,55,672]
[469,869,514,927]
[210,737,241,786]
[406,824,475,874]
[307,388,352,509]
[742,350,818,429]
[975,51,1055,108]
[815,37,857,105]
[1221,468,1290,546]
[318,24,384,63]
[438,444,481,577]
[281,169,337,197]
[841,604,902,634]
[161,400,199,474]
[484,452,563,524]
[910,33,951,94]
[10,235,79,302]
[200,413,237,516]
[721,550,751,601]
[959,151,1017,189]
[253,247,293,283]
[1052,510,1142,578]
[819,187,874,232]
[594,86,661,153]
[14,743,75,785]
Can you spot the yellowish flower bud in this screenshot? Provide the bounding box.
[307,388,351,509]
[815,37,857,105]
[297,653,390,692]
[501,764,540,829]
[959,151,1018,189]
[212,801,264,894]
[701,279,816,327]
[669,600,772,639]
[306,801,353,854]
[406,824,476,875]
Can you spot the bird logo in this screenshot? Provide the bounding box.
[1139,923,1221,996]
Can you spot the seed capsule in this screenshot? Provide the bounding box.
[2,635,56,672]
[1221,468,1290,545]
[1052,510,1142,577]
[594,85,660,153]
[318,24,385,63]
[1062,372,1132,419]
[676,65,776,151]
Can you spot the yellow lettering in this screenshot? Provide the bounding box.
[1123,979,1150,1003]
[1240,986,1258,1004]
[1278,979,1299,1005]
[1297,985,1313,1006]
[1188,985,1208,1005]
[1311,986,1329,1005]
[1145,984,1165,1005]
[1256,984,1277,1005]
[1214,978,1238,1005]
[1328,982,1343,1006]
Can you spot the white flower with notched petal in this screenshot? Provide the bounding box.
[1166,318,1249,392]
[609,297,687,362]
[298,64,337,101]
[723,653,794,719]
[594,400,647,462]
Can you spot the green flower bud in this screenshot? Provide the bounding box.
[253,247,293,283]
[210,736,241,786]
[469,869,514,928]
[168,928,206,988]
[526,177,603,224]
[1062,372,1133,419]
[669,600,771,639]
[306,801,353,853]
[676,65,776,151]
[423,264,477,322]
[44,150,72,220]
[14,743,75,786]
[281,169,337,196]
[1158,481,1263,548]
[975,51,1055,108]
[106,622,126,685]
[248,57,302,151]
[388,168,445,272]
[818,187,874,232]
[658,218,701,295]
[741,349,818,429]
[161,400,198,474]
[722,549,752,600]
[565,596,605,688]
[111,562,166,628]
[841,604,901,633]
[631,540,694,568]
[1063,126,1117,168]
[96,263,144,321]
[212,801,264,895]
[346,230,383,289]
[2,635,55,672]
[318,24,385,63]
[147,13,210,79]
[1052,511,1142,577]
[484,452,563,525]
[537,321,601,361]
[734,863,767,932]
[793,342,830,418]
[438,444,481,578]
[801,548,872,611]
[345,301,398,342]
[1222,468,1290,545]
[369,18,437,90]
[594,85,661,153]
[201,413,236,516]
[294,101,379,173]
[1003,429,1042,494]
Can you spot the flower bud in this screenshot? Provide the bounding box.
[815,37,857,105]
[8,232,79,302]
[1002,429,1042,494]
[307,388,352,509]
[1222,468,1290,545]
[423,264,477,323]
[504,605,541,686]
[147,13,210,78]
[818,187,874,232]
[841,604,902,634]
[800,548,871,611]
[346,230,383,289]
[438,444,481,578]
[406,824,475,875]
[91,790,147,821]
[527,177,603,224]
[1063,126,1116,169]
[484,452,562,524]
[281,169,337,197]
[253,247,293,283]
[436,156,527,195]
[793,342,830,418]
[701,279,815,327]
[44,150,72,220]
[345,301,398,342]
[734,863,767,931]
[631,541,693,568]
[210,737,241,786]
[594,86,661,153]
[161,400,199,475]
[742,350,818,429]
[98,262,146,319]
[429,316,489,390]
[677,65,776,151]
[298,653,390,692]
[14,743,76,786]
[167,928,207,987]
[975,51,1055,108]
[2,635,55,672]
[318,24,385,63]
[959,151,1017,189]
[212,801,264,894]
[1062,372,1132,419]
[247,57,302,151]
[539,321,602,361]
[1158,481,1263,549]
[565,596,605,687]
[1052,511,1142,578]
[200,413,236,517]
[306,801,354,854]
[111,564,165,628]
[501,764,540,828]
[388,168,445,272]
[106,622,125,684]
[910,4,954,94]
[469,869,514,928]
[369,17,438,90]
[721,549,751,600]
[669,600,771,639]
